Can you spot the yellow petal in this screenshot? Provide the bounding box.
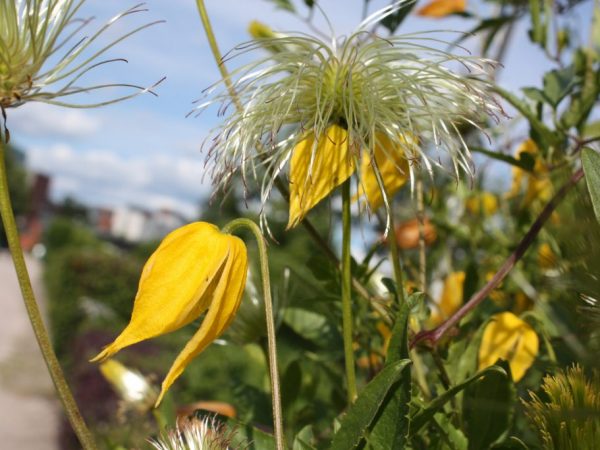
[430,271,465,326]
[157,236,247,405]
[358,133,411,210]
[417,0,466,17]
[287,125,354,229]
[478,312,539,382]
[91,223,233,362]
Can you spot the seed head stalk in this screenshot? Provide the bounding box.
[0,139,97,449]
[221,218,284,450]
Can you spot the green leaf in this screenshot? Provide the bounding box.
[380,2,417,34]
[470,146,535,172]
[264,0,295,12]
[582,148,600,226]
[228,419,276,449]
[293,425,316,449]
[463,360,515,450]
[409,365,508,436]
[522,87,549,105]
[582,121,600,139]
[330,359,412,450]
[451,17,514,54]
[542,67,576,108]
[528,0,546,47]
[367,299,413,449]
[494,86,560,149]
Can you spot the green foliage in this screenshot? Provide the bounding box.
[582,148,600,225]
[330,359,412,450]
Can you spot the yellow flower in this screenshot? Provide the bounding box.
[506,140,552,207]
[92,222,248,405]
[287,125,355,228]
[429,272,465,326]
[99,360,157,413]
[358,133,412,210]
[478,312,539,382]
[538,242,557,270]
[417,0,467,18]
[466,192,499,216]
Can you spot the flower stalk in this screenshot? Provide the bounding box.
[341,180,358,404]
[0,140,96,449]
[221,218,284,450]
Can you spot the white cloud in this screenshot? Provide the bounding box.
[26,144,211,218]
[9,103,101,139]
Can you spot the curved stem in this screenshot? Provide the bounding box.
[341,181,357,404]
[0,141,97,449]
[412,168,584,348]
[221,218,284,450]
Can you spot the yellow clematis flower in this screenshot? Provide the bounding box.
[288,125,354,229]
[506,140,553,207]
[417,0,467,18]
[478,312,539,382]
[91,222,248,405]
[429,271,465,327]
[358,134,412,211]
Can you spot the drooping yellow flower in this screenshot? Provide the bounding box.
[538,242,557,270]
[478,312,539,382]
[417,0,467,18]
[92,222,248,405]
[429,271,465,326]
[506,140,553,207]
[287,125,354,228]
[358,134,411,210]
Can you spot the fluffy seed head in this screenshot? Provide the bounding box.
[198,2,504,226]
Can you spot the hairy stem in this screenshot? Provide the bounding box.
[412,168,584,348]
[0,141,97,449]
[221,218,284,450]
[341,180,358,403]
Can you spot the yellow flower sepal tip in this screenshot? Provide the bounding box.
[357,133,412,210]
[287,124,354,229]
[91,222,248,406]
[478,312,539,382]
[417,0,467,18]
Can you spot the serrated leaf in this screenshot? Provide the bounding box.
[367,300,412,449]
[409,365,508,436]
[582,148,600,226]
[330,359,412,450]
[463,360,515,449]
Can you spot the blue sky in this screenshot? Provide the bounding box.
[7,0,594,218]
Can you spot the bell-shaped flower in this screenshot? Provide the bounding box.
[92,222,248,405]
[429,271,465,327]
[478,312,539,382]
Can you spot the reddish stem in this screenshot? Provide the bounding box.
[411,168,584,348]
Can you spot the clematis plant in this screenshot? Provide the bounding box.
[198,1,502,229]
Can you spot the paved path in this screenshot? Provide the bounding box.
[0,250,59,450]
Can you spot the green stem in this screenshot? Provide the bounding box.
[0,141,97,449]
[341,180,357,404]
[221,218,284,450]
[386,207,406,305]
